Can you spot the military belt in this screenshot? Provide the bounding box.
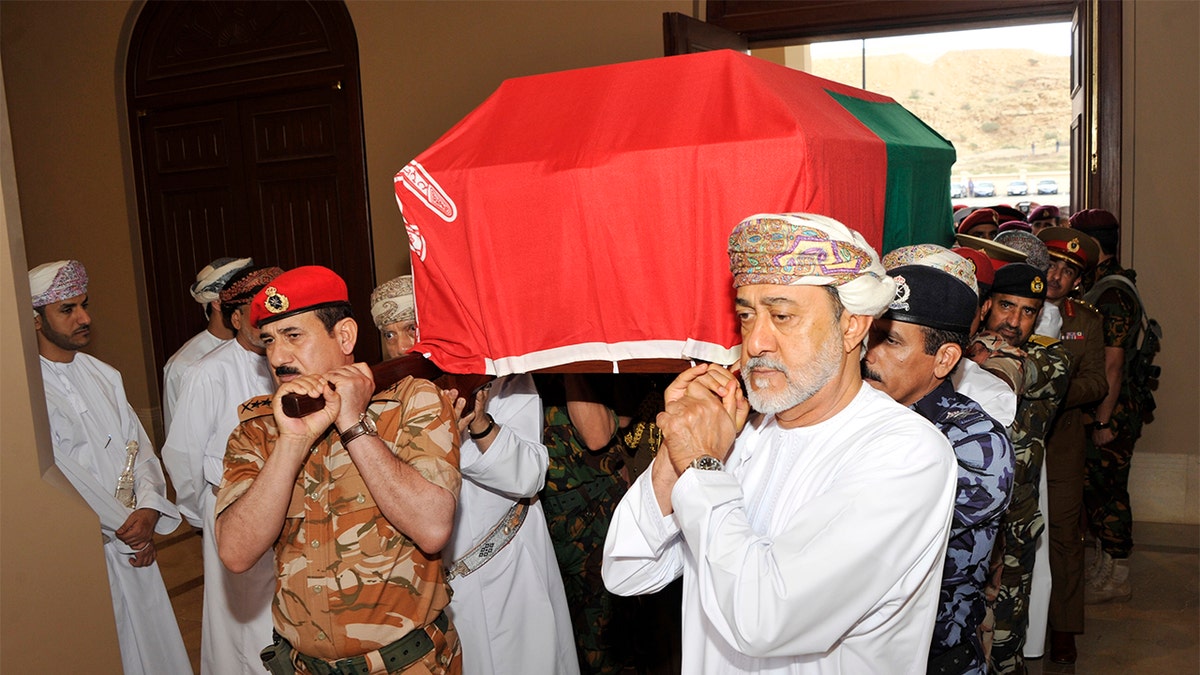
[445,500,529,581]
[273,612,449,675]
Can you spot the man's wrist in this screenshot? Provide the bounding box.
[468,414,496,439]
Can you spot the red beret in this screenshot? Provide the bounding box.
[250,265,350,328]
[1069,208,1119,232]
[999,220,1032,234]
[957,208,1000,235]
[1028,204,1060,222]
[951,246,995,292]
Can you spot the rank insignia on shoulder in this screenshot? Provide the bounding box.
[1028,334,1061,348]
[238,395,274,422]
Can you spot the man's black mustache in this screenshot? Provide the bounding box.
[275,366,301,377]
[860,362,884,383]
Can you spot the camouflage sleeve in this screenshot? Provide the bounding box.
[214,415,271,518]
[377,378,461,501]
[1021,341,1071,404]
[1096,287,1141,349]
[971,332,1027,396]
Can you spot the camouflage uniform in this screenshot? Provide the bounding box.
[987,338,1071,674]
[217,378,463,673]
[534,375,633,674]
[1044,298,1107,632]
[1081,260,1143,558]
[914,380,1014,675]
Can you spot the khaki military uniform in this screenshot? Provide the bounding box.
[218,377,463,673]
[1044,299,1107,633]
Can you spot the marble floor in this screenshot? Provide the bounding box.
[156,522,1198,674]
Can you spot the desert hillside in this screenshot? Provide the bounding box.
[812,49,1071,176]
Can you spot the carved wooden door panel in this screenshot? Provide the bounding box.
[128,0,377,390]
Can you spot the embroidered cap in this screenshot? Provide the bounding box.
[994,230,1051,274]
[882,244,978,297]
[370,275,415,329]
[220,266,283,309]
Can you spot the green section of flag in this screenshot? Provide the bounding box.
[827,91,957,254]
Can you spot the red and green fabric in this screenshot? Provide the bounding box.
[395,50,956,375]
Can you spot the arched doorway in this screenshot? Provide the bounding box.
[126,0,378,384]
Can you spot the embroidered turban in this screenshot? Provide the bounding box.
[882,244,978,297]
[190,257,254,304]
[728,213,895,317]
[370,275,415,329]
[29,260,88,309]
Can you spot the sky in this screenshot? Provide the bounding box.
[810,22,1072,63]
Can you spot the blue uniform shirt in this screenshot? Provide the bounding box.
[914,379,1015,673]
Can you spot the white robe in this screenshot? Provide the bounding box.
[161,339,276,674]
[41,353,192,675]
[162,329,227,433]
[1023,315,1063,658]
[953,359,1018,427]
[603,383,957,675]
[444,374,579,675]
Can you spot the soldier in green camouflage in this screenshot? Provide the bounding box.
[1072,209,1145,603]
[535,374,634,674]
[967,263,1071,674]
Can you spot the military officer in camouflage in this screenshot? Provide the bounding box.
[967,262,1071,674]
[1036,226,1108,664]
[216,266,464,674]
[535,374,634,674]
[1071,209,1146,604]
[863,260,1014,675]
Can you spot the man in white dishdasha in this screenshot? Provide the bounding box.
[602,213,957,674]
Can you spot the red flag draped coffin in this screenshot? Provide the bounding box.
[395,50,955,376]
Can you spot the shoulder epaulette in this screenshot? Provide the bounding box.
[1028,334,1061,348]
[1070,297,1102,316]
[237,394,274,422]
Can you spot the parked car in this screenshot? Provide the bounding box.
[1037,179,1059,195]
[974,181,996,198]
[1006,180,1028,196]
[951,182,966,199]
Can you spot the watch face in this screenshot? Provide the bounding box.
[691,455,723,471]
[362,414,377,434]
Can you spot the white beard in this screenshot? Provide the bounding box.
[742,329,842,415]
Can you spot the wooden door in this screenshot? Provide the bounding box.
[128,0,378,386]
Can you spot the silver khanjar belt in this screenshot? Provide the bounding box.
[445,499,530,581]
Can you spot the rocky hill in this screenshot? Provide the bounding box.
[812,49,1071,176]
